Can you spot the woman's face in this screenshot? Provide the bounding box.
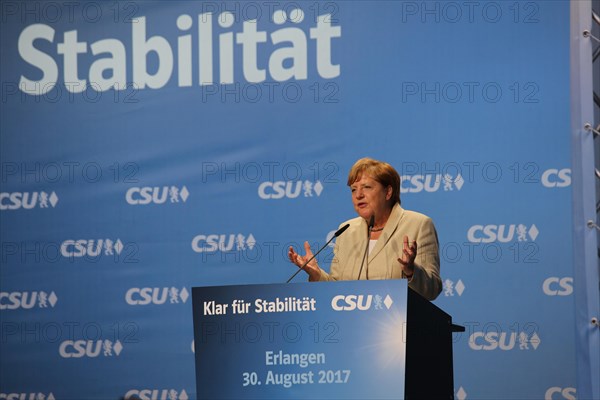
[350,174,392,222]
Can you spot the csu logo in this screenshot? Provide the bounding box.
[331,294,393,311]
[0,394,55,400]
[124,389,189,400]
[61,239,123,257]
[0,291,57,310]
[541,168,571,188]
[258,180,323,199]
[401,174,464,193]
[545,387,576,400]
[126,186,189,205]
[191,233,256,253]
[59,339,123,358]
[0,191,58,210]
[125,287,189,305]
[542,277,573,296]
[443,279,465,297]
[469,331,541,351]
[467,224,539,243]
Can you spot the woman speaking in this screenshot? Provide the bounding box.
[288,157,442,300]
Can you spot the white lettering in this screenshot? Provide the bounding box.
[18,10,342,95]
[18,24,58,95]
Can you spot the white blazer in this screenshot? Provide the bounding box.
[315,203,442,300]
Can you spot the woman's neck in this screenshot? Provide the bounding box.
[371,209,391,231]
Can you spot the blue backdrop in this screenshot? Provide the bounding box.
[0,1,581,399]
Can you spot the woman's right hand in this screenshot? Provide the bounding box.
[288,241,321,281]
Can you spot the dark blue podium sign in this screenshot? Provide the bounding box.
[192,280,408,399]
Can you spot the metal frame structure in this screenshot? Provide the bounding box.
[571,1,600,399]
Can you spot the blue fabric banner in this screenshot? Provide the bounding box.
[0,1,580,399]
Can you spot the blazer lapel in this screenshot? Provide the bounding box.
[368,203,404,262]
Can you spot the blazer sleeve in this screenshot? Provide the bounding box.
[317,231,340,282]
[406,216,442,300]
[311,222,350,282]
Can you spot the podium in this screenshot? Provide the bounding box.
[405,287,464,399]
[192,280,462,399]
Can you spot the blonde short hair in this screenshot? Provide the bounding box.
[347,158,401,205]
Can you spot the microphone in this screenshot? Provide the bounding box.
[286,223,350,283]
[357,215,375,279]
